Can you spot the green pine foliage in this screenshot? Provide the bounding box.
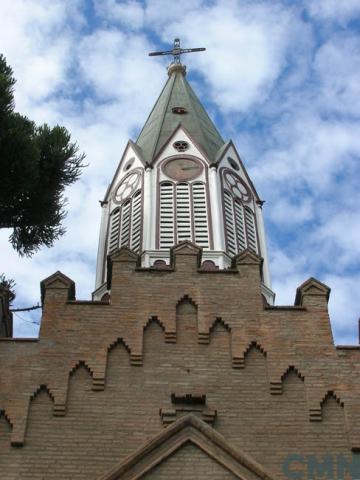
[0,54,86,255]
[0,274,16,305]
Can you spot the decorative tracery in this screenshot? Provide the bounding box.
[113,170,141,204]
[223,170,251,203]
[108,170,143,254]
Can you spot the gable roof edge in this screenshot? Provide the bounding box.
[217,140,262,203]
[97,414,278,480]
[103,140,147,202]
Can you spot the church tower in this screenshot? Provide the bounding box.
[94,56,274,305]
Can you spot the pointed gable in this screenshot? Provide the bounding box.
[136,64,224,165]
[103,140,146,203]
[295,277,331,306]
[141,443,239,479]
[97,414,277,480]
[216,140,262,203]
[40,271,75,303]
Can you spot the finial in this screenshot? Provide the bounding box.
[148,38,206,70]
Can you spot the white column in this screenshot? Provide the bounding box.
[255,203,271,288]
[95,201,110,289]
[209,166,224,251]
[143,167,152,251]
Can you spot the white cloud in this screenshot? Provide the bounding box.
[145,0,204,27]
[154,1,303,112]
[77,29,163,107]
[313,34,360,116]
[269,244,307,280]
[311,212,360,269]
[305,0,360,24]
[323,274,360,344]
[0,0,80,112]
[94,0,145,30]
[251,107,360,199]
[269,199,314,227]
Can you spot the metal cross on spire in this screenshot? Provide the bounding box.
[148,38,206,64]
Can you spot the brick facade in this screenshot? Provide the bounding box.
[0,242,359,479]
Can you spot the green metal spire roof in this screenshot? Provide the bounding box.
[136,64,224,165]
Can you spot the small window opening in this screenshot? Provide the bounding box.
[201,260,218,271]
[101,293,110,302]
[123,158,134,171]
[152,259,171,270]
[173,141,189,152]
[172,106,187,114]
[228,157,239,171]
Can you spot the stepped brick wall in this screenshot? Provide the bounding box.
[0,242,359,479]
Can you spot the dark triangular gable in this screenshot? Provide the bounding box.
[97,414,277,480]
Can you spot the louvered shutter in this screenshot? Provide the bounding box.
[159,183,175,249]
[245,207,258,253]
[130,191,142,252]
[192,183,209,248]
[108,209,120,253]
[119,199,131,247]
[234,201,246,251]
[176,183,192,242]
[223,190,237,256]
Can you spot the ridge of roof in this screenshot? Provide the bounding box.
[179,72,212,162]
[150,72,177,163]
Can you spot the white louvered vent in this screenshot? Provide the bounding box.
[245,207,258,253]
[192,183,209,248]
[176,183,192,243]
[108,209,120,253]
[119,199,131,247]
[158,178,211,250]
[160,183,175,249]
[234,201,246,251]
[107,171,143,258]
[130,190,142,252]
[223,190,237,256]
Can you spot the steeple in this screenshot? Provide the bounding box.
[94,44,274,305]
[136,63,225,165]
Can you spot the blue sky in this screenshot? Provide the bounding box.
[0,0,359,343]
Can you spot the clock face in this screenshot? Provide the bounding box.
[162,158,203,181]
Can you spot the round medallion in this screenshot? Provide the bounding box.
[114,171,141,203]
[224,170,252,203]
[163,158,203,181]
[173,140,189,152]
